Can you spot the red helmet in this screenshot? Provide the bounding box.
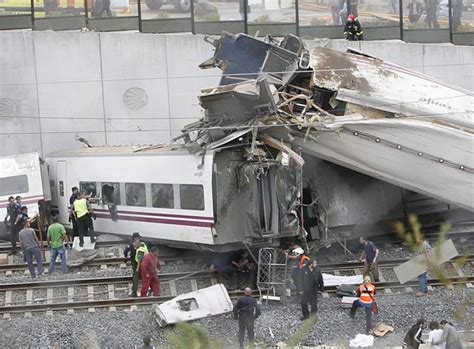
[347,14,355,21]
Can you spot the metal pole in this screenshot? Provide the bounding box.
[30,0,35,29]
[295,0,300,36]
[346,0,350,16]
[137,0,143,32]
[448,0,453,43]
[190,0,195,34]
[84,0,89,25]
[243,0,248,34]
[399,0,404,40]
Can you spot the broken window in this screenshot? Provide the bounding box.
[177,298,199,312]
[102,182,121,205]
[80,182,97,197]
[0,175,29,196]
[125,183,146,207]
[180,185,204,211]
[151,184,174,209]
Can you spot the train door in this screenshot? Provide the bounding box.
[56,161,69,224]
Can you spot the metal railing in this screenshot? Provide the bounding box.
[0,0,473,44]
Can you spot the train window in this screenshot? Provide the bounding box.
[102,182,121,205]
[125,183,146,207]
[59,181,65,197]
[0,175,28,196]
[80,182,97,198]
[180,185,204,210]
[151,184,174,209]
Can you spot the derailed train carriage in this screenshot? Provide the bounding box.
[46,141,303,252]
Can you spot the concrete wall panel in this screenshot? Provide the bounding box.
[0,117,40,134]
[100,33,167,80]
[41,132,106,155]
[0,84,39,118]
[0,134,42,156]
[105,118,170,132]
[105,130,170,145]
[33,32,101,83]
[169,118,199,138]
[102,79,169,119]
[168,76,216,119]
[165,34,219,78]
[40,118,106,133]
[0,32,36,84]
[38,82,104,119]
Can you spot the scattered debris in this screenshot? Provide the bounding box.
[371,322,394,337]
[349,334,374,348]
[153,284,233,327]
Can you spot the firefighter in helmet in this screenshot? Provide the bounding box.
[344,14,364,41]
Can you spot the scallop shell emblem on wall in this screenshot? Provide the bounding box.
[0,98,18,117]
[123,87,148,111]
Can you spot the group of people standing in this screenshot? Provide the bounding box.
[123,232,162,298]
[404,318,463,349]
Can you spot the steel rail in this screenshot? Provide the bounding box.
[0,289,257,314]
[0,240,127,254]
[0,271,212,291]
[0,253,206,272]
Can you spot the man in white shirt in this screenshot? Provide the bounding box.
[428,321,446,349]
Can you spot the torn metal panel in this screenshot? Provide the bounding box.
[200,32,303,87]
[291,117,474,211]
[393,239,459,285]
[199,78,279,122]
[209,128,253,149]
[259,133,305,167]
[153,284,233,327]
[310,47,474,129]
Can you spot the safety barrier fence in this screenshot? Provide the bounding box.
[0,0,473,44]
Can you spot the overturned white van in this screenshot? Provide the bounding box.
[153,284,233,327]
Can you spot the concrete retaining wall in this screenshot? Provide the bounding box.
[0,32,472,157]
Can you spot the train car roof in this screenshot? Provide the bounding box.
[47,144,208,157]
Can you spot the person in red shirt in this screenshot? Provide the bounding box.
[140,246,161,297]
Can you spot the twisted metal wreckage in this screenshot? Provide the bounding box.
[175,33,473,238]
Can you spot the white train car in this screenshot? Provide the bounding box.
[0,152,50,240]
[46,143,301,251]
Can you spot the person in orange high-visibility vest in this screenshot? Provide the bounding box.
[349,275,376,334]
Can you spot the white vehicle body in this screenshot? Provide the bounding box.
[46,144,301,251]
[47,146,215,246]
[0,152,49,238]
[153,284,233,327]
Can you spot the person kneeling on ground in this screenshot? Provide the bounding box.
[140,246,161,297]
[349,275,376,334]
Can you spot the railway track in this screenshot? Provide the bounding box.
[0,255,471,316]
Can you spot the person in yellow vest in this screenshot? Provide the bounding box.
[130,238,149,297]
[349,275,376,334]
[73,192,96,247]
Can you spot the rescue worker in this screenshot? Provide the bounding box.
[344,14,364,41]
[19,221,43,278]
[415,237,432,297]
[140,246,161,297]
[349,275,376,334]
[403,318,427,349]
[231,251,257,290]
[233,287,261,349]
[124,232,145,297]
[73,192,96,247]
[359,237,380,282]
[5,196,18,255]
[68,187,79,242]
[299,259,324,320]
[47,215,69,274]
[285,242,310,293]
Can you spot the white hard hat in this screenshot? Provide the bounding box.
[292,247,304,256]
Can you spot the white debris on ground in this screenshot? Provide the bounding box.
[349,334,374,348]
